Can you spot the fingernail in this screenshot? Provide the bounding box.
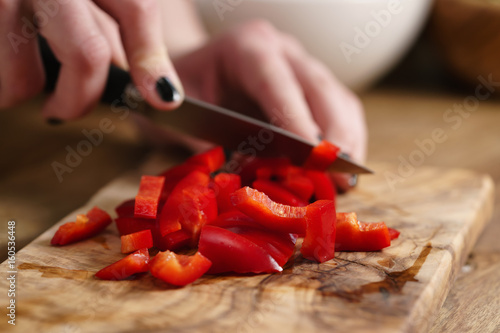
[47,117,63,126]
[348,174,358,187]
[156,77,180,102]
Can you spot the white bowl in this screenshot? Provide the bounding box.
[195,0,432,91]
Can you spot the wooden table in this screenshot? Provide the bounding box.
[1,84,499,331]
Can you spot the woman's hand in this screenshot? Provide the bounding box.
[174,20,367,190]
[0,0,183,120]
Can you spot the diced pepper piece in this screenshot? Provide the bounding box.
[121,230,154,253]
[150,250,212,286]
[279,173,315,202]
[95,248,150,280]
[158,163,210,200]
[115,199,135,217]
[301,200,336,263]
[51,207,112,246]
[156,229,191,251]
[134,175,165,219]
[238,157,291,185]
[305,170,336,201]
[388,228,400,240]
[231,187,307,234]
[303,140,340,171]
[115,216,156,236]
[199,225,282,274]
[158,170,211,236]
[252,179,307,207]
[212,173,241,213]
[335,213,391,251]
[186,146,225,173]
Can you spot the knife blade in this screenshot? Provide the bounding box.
[40,38,372,174]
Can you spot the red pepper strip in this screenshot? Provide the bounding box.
[199,225,282,274]
[301,200,336,263]
[255,167,273,180]
[51,207,112,246]
[305,170,336,201]
[252,180,307,207]
[159,170,211,236]
[209,210,258,229]
[115,199,135,217]
[156,229,191,251]
[388,228,400,240]
[303,140,340,171]
[238,157,291,185]
[212,173,241,213]
[150,250,212,286]
[335,213,391,251]
[158,163,210,200]
[186,146,225,173]
[134,175,166,219]
[121,230,154,253]
[115,216,156,236]
[231,187,306,234]
[95,248,150,280]
[279,174,315,202]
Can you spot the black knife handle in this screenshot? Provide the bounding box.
[39,37,133,107]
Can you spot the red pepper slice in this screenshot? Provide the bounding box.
[305,170,336,201]
[301,200,336,263]
[212,173,241,213]
[186,146,225,173]
[279,174,314,202]
[388,228,400,240]
[238,157,291,185]
[158,163,210,200]
[95,248,150,280]
[303,140,340,171]
[150,250,212,286]
[134,175,165,219]
[199,225,282,274]
[209,210,258,229]
[252,179,307,207]
[156,229,191,251]
[51,206,112,246]
[231,186,307,234]
[158,170,211,236]
[121,230,154,253]
[335,213,391,251]
[115,199,135,217]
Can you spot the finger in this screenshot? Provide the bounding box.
[281,34,367,163]
[224,21,321,143]
[88,1,128,69]
[0,2,44,109]
[36,0,111,120]
[94,0,183,110]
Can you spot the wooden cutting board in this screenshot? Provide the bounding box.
[0,155,494,333]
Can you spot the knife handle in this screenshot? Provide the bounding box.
[39,37,134,107]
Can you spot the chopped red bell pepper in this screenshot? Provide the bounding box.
[231,186,307,234]
[156,229,191,251]
[199,225,282,274]
[158,162,210,200]
[158,170,211,236]
[115,216,156,236]
[279,173,314,202]
[95,248,150,280]
[51,206,112,246]
[134,175,165,219]
[238,157,291,185]
[335,213,391,251]
[212,173,241,213]
[301,200,336,262]
[252,179,307,207]
[388,227,400,240]
[150,250,212,286]
[121,230,154,253]
[303,140,340,171]
[186,146,225,173]
[115,199,135,217]
[305,170,336,201]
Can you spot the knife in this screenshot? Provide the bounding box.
[40,39,372,174]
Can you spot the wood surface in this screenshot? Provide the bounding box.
[0,152,494,333]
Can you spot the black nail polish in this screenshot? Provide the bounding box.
[348,174,358,187]
[47,117,63,126]
[156,77,180,102]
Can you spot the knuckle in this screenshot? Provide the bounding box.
[73,34,110,71]
[238,19,278,42]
